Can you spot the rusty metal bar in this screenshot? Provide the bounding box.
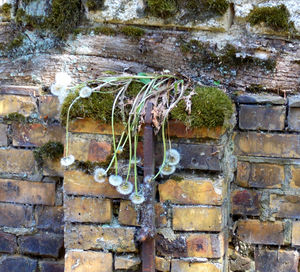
[139,102,156,272]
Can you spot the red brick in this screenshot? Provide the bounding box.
[270,194,300,219]
[239,105,285,131]
[0,179,55,205]
[0,232,17,253]
[64,197,112,223]
[255,249,299,272]
[231,189,261,216]
[159,178,223,205]
[12,123,64,147]
[65,250,112,272]
[236,220,284,245]
[0,203,33,227]
[234,132,300,158]
[236,161,283,188]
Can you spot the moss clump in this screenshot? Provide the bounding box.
[86,0,103,11]
[93,26,117,36]
[147,0,178,19]
[170,175,184,182]
[170,87,233,128]
[247,5,293,32]
[127,81,145,98]
[3,112,26,123]
[0,3,11,17]
[119,26,145,38]
[6,34,24,51]
[33,141,64,167]
[60,88,121,125]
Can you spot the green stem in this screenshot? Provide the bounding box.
[133,130,138,194]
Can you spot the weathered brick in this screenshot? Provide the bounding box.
[234,132,300,158]
[173,206,223,231]
[38,95,60,119]
[290,166,300,188]
[0,94,37,116]
[270,194,300,219]
[0,256,38,272]
[236,220,284,245]
[236,161,283,188]
[159,178,223,205]
[255,249,299,272]
[155,203,168,228]
[288,108,300,131]
[288,95,300,107]
[0,179,55,205]
[65,250,112,272]
[231,189,261,216]
[0,85,40,96]
[43,158,64,177]
[65,197,112,223]
[39,261,64,272]
[0,203,33,227]
[0,124,7,146]
[114,255,141,270]
[118,200,138,226]
[64,171,122,198]
[239,105,285,131]
[229,249,255,272]
[19,233,64,258]
[155,256,170,272]
[0,232,17,253]
[292,221,300,246]
[12,123,64,147]
[65,224,137,252]
[171,260,221,272]
[35,206,63,233]
[237,94,285,105]
[0,149,35,174]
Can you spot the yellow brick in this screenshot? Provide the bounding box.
[114,255,140,270]
[0,179,55,205]
[290,166,300,188]
[155,256,170,272]
[38,95,60,119]
[64,171,122,198]
[43,158,64,177]
[159,178,223,205]
[292,221,300,246]
[0,95,37,116]
[173,206,223,231]
[65,224,137,252]
[65,197,112,223]
[118,200,139,226]
[65,250,112,272]
[171,260,221,272]
[0,149,35,174]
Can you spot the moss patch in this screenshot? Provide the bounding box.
[119,26,145,38]
[147,0,178,19]
[0,3,11,18]
[93,26,117,36]
[3,112,26,123]
[86,0,103,11]
[170,86,233,128]
[247,4,294,32]
[73,159,112,175]
[33,141,64,167]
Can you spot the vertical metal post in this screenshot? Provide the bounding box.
[139,102,156,272]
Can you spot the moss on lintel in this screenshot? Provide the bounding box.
[86,0,104,11]
[119,26,146,38]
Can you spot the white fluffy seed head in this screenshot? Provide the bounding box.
[60,155,75,167]
[160,163,176,176]
[93,167,107,183]
[117,182,133,195]
[50,83,65,96]
[130,192,145,205]
[108,175,123,186]
[166,149,180,166]
[55,72,72,87]
[79,86,92,98]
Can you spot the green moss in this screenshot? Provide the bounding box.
[127,81,145,98]
[73,159,112,175]
[180,0,228,16]
[86,0,103,11]
[147,0,178,19]
[60,88,121,126]
[34,141,64,167]
[1,3,11,17]
[170,175,184,182]
[170,86,233,128]
[6,34,24,51]
[119,26,145,38]
[247,4,294,32]
[93,26,117,36]
[3,112,26,123]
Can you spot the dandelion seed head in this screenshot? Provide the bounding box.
[55,72,72,87]
[117,182,133,195]
[60,155,75,167]
[161,163,176,176]
[166,149,180,166]
[130,192,145,205]
[79,86,92,98]
[94,167,107,183]
[108,175,123,186]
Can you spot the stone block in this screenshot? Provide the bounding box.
[255,249,299,272]
[155,256,170,272]
[270,194,300,219]
[19,233,64,258]
[0,203,33,227]
[237,94,285,105]
[173,206,223,231]
[0,124,7,146]
[292,221,300,246]
[0,232,17,253]
[234,132,300,158]
[159,178,223,205]
[236,161,283,188]
[114,255,141,270]
[65,250,112,272]
[39,261,64,272]
[229,250,255,272]
[231,189,261,216]
[38,95,60,119]
[118,200,138,226]
[288,95,300,107]
[12,123,64,147]
[171,260,221,272]
[64,197,112,223]
[35,206,64,233]
[0,94,37,116]
[239,105,285,131]
[288,108,300,131]
[236,219,284,245]
[290,166,300,188]
[0,256,37,272]
[65,224,137,252]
